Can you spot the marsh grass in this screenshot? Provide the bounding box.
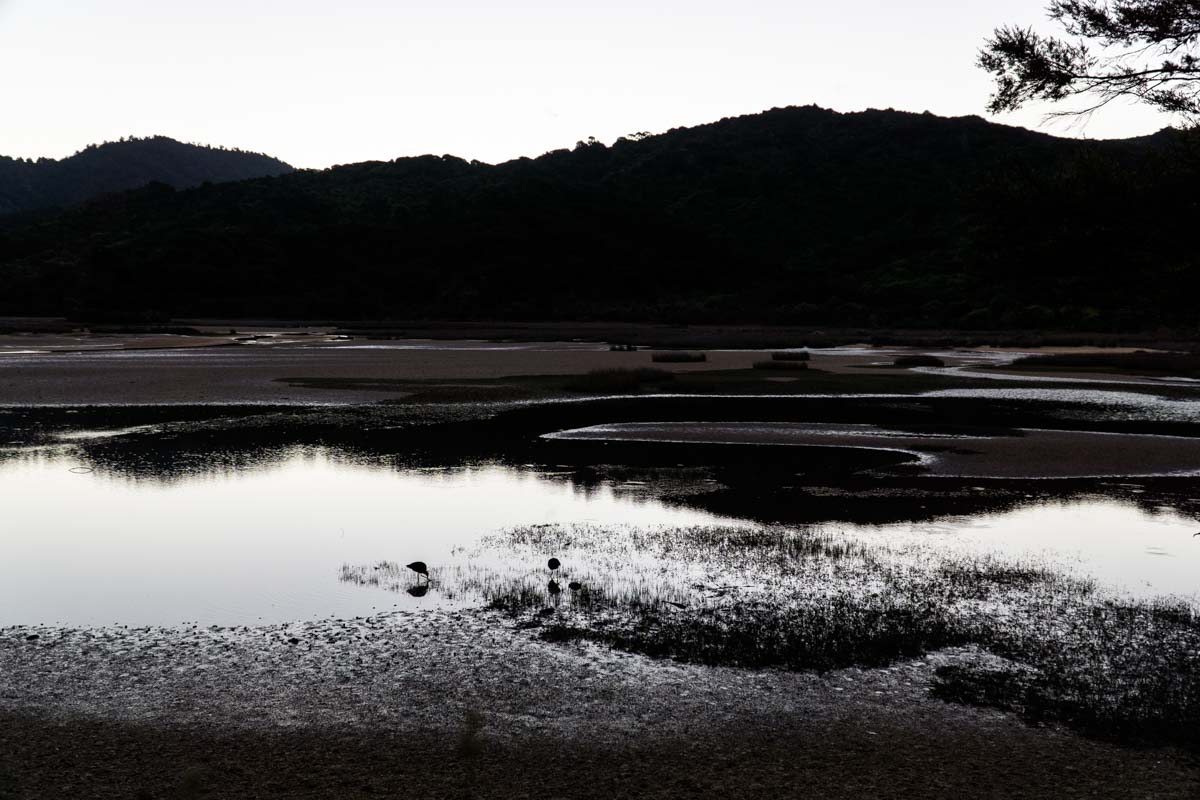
[935,596,1200,746]
[487,581,550,613]
[544,586,968,671]
[340,520,1200,748]
[472,522,1200,748]
[938,557,1077,600]
[650,351,707,363]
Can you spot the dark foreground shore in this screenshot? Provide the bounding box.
[3,612,1197,800]
[5,711,1197,799]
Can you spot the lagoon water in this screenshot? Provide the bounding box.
[2,448,1198,627]
[0,451,723,627]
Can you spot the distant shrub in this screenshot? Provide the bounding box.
[651,351,707,363]
[893,354,945,367]
[753,360,808,371]
[568,367,675,393]
[771,351,810,361]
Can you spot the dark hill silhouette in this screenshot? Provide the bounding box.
[0,136,293,215]
[0,107,1195,329]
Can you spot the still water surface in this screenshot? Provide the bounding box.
[2,450,1197,626]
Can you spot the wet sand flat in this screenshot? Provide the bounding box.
[545,422,1200,478]
[3,612,1196,799]
[0,334,1179,406]
[0,341,909,405]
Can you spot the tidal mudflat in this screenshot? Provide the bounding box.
[2,332,1200,797]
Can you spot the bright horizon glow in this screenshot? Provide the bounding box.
[0,1,1178,169]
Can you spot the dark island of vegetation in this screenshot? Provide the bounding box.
[0,107,1196,331]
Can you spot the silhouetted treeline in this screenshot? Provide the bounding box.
[0,136,293,215]
[0,107,1196,330]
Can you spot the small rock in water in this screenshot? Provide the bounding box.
[25,634,39,641]
[288,637,300,645]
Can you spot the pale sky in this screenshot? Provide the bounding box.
[0,0,1176,168]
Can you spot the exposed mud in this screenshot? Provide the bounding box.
[3,612,1198,799]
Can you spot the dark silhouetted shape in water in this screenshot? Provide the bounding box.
[406,584,430,598]
[406,561,430,583]
[547,558,561,573]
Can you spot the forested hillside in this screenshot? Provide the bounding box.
[0,136,293,215]
[0,107,1195,329]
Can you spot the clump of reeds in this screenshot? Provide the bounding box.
[651,351,707,363]
[938,557,1074,599]
[487,582,550,612]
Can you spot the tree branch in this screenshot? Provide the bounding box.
[981,2,1200,119]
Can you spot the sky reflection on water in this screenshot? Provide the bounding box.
[835,500,1200,602]
[0,451,723,627]
[1,449,1197,627]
